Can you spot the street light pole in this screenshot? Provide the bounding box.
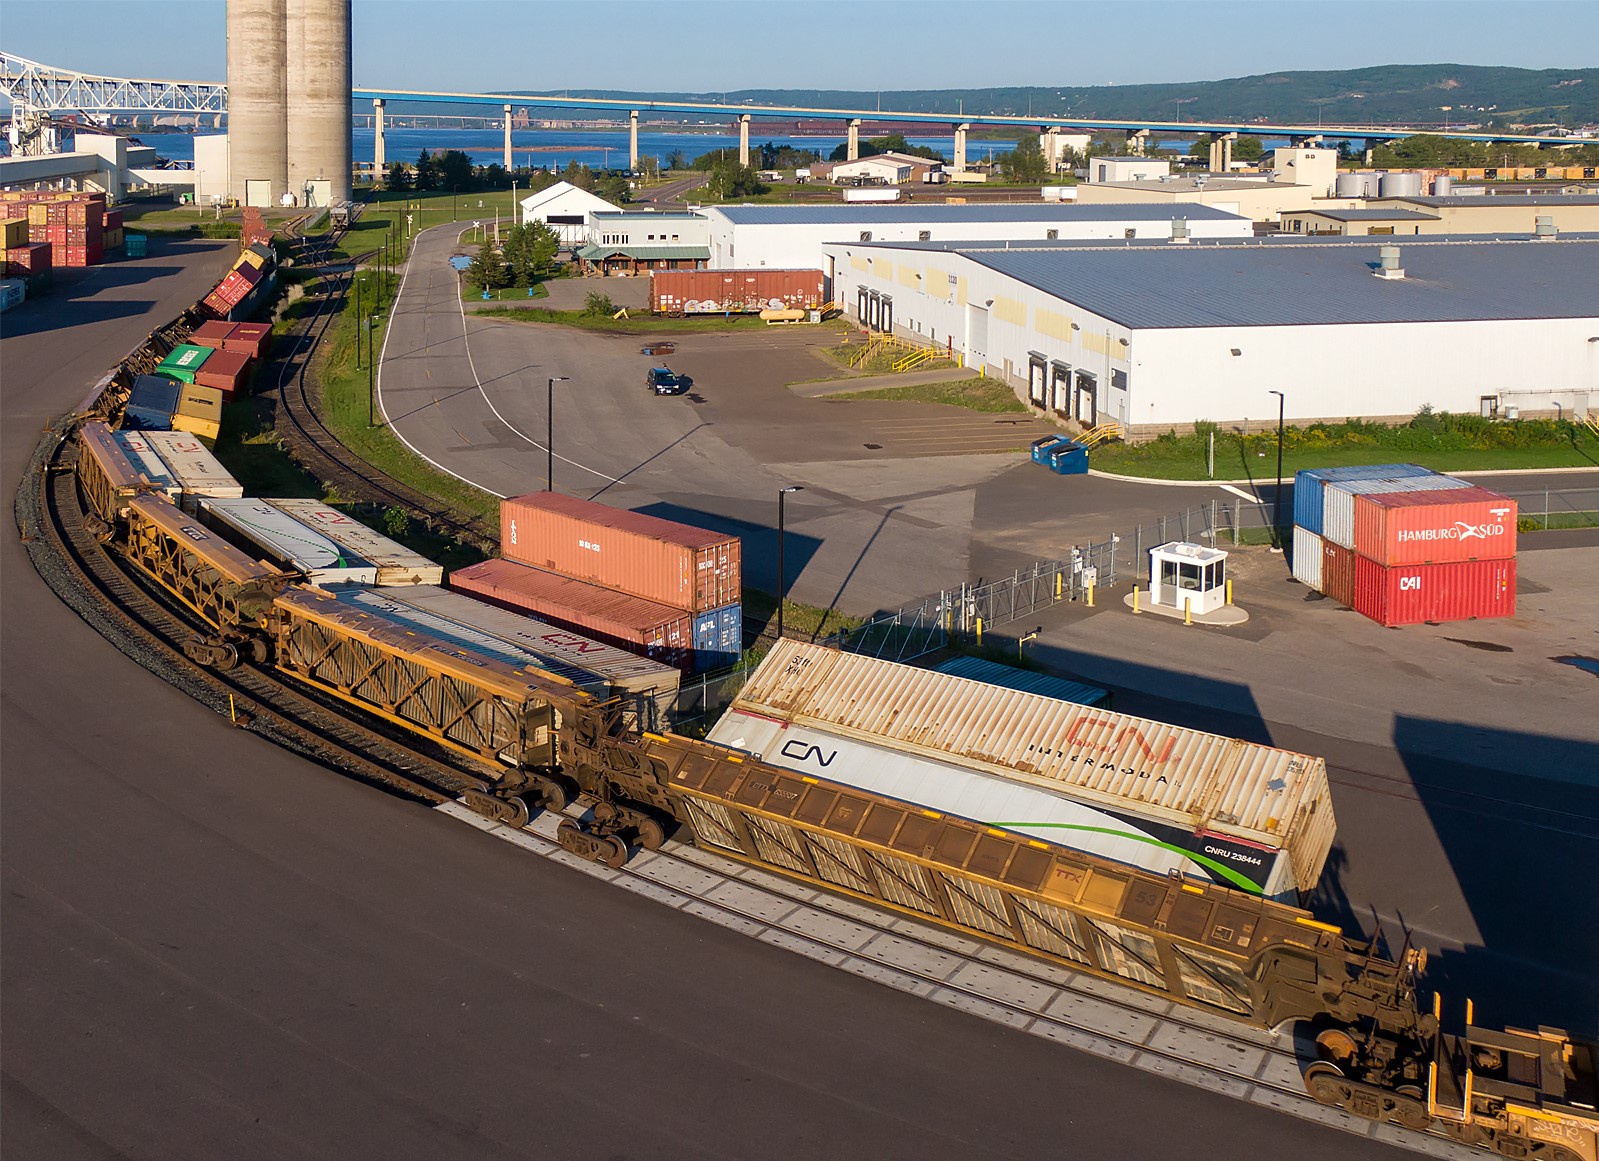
[776,486,804,640]
[367,315,378,426]
[1268,389,1286,549]
[546,376,569,492]
[354,274,362,368]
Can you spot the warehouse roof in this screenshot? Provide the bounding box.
[708,202,1249,225]
[844,237,1599,328]
[589,210,706,221]
[1293,208,1442,222]
[1386,194,1599,208]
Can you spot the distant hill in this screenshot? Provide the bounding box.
[475,65,1599,131]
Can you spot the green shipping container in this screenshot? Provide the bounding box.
[157,343,212,385]
[125,234,148,258]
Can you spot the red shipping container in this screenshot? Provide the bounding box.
[215,270,251,304]
[1352,486,1518,566]
[201,292,234,318]
[193,348,252,395]
[102,209,123,230]
[1321,539,1355,607]
[650,268,825,316]
[190,320,238,349]
[222,322,271,359]
[1352,556,1517,627]
[8,242,52,274]
[499,491,741,613]
[450,558,695,670]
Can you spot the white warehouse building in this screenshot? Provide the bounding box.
[699,203,1253,276]
[821,235,1599,438]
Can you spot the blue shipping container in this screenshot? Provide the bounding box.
[1031,435,1070,466]
[1048,441,1089,475]
[124,374,182,430]
[692,604,742,671]
[1292,463,1434,536]
[935,655,1111,708]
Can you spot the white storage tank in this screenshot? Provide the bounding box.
[1432,173,1453,196]
[1334,172,1380,199]
[1379,171,1424,198]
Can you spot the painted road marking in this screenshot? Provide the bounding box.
[1221,484,1262,502]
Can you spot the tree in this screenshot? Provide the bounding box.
[435,149,475,192]
[1232,135,1265,163]
[827,133,943,163]
[666,149,685,171]
[413,150,438,191]
[583,290,616,317]
[384,161,410,192]
[502,221,559,286]
[465,241,508,292]
[477,162,510,190]
[997,136,1049,183]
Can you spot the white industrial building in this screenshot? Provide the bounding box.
[1087,156,1171,183]
[821,234,1599,438]
[830,152,937,185]
[700,203,1253,276]
[518,181,619,246]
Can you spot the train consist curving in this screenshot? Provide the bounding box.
[57,262,1598,1161]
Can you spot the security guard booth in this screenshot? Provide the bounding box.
[1149,541,1228,615]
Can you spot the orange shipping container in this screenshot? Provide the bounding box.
[650,268,824,316]
[499,491,740,612]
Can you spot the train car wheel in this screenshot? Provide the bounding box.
[1303,1062,1349,1107]
[1392,1087,1430,1131]
[601,836,629,869]
[539,781,568,813]
[499,796,531,829]
[635,817,667,851]
[246,636,271,665]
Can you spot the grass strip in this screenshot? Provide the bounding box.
[826,375,1028,414]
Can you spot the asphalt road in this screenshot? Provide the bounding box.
[1,242,1413,1156]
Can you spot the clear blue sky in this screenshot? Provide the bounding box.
[3,0,1595,90]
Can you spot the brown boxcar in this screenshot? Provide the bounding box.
[650,269,824,316]
[499,491,740,613]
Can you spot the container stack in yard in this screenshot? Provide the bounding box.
[447,492,743,673]
[1291,464,1517,626]
[0,190,120,268]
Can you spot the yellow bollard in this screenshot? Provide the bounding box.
[1184,601,1193,626]
[1226,579,1233,606]
[1087,582,1095,608]
[1132,586,1140,614]
[975,616,984,645]
[1055,572,1062,600]
[229,694,237,723]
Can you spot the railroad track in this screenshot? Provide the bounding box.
[269,205,498,554]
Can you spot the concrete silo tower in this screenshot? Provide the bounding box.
[225,0,288,205]
[286,0,352,204]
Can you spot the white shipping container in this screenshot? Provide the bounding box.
[707,709,1299,899]
[110,430,184,504]
[140,431,244,511]
[1292,526,1324,591]
[1321,474,1471,550]
[200,498,380,587]
[732,640,1336,894]
[266,499,444,586]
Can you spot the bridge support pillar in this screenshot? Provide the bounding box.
[504,104,513,171]
[1209,131,1237,172]
[739,113,751,167]
[847,118,862,161]
[1128,129,1150,156]
[953,123,968,172]
[373,98,385,178]
[1363,147,1375,166]
[1293,134,1324,148]
[630,110,639,170]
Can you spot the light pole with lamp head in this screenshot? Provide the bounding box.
[1268,389,1286,549]
[777,486,804,639]
[546,377,569,492]
[367,314,379,426]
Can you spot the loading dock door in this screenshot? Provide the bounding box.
[1027,353,1048,408]
[244,179,272,208]
[966,305,989,369]
[1074,371,1098,426]
[1051,361,1072,415]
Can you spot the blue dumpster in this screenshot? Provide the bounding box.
[1031,434,1071,466]
[1047,440,1089,475]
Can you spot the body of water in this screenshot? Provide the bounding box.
[111,127,1022,170]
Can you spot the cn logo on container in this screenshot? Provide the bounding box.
[1398,574,1423,591]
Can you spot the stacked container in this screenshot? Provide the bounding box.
[124,375,182,430]
[157,344,212,385]
[1291,464,1517,626]
[488,492,743,672]
[140,432,244,511]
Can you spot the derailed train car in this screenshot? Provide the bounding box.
[70,421,1599,1161]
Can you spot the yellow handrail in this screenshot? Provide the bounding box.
[1076,422,1122,449]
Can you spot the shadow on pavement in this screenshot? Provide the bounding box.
[631,499,823,600]
[1383,716,1599,1034]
